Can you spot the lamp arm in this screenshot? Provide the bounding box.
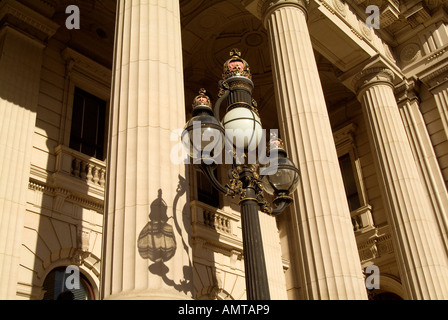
[197,163,233,196]
[214,81,230,122]
[270,201,289,216]
[269,195,293,216]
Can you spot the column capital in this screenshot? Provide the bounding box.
[353,67,395,96]
[257,0,310,25]
[395,78,420,107]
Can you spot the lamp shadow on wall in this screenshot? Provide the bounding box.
[137,175,192,295]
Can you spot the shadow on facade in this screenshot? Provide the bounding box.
[137,175,192,295]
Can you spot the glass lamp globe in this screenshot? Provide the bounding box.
[222,106,262,152]
[181,89,225,163]
[262,139,300,196]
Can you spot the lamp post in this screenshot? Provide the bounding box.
[182,49,300,300]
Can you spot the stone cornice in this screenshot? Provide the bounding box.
[18,0,58,18]
[419,61,448,92]
[0,0,59,39]
[28,179,104,214]
[62,48,112,87]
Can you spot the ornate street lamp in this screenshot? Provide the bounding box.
[182,49,300,300]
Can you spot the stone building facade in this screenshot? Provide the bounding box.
[1,0,448,300]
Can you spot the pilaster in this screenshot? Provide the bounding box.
[261,0,368,299]
[355,66,448,299]
[101,0,193,300]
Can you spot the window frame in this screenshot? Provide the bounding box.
[61,48,111,160]
[334,123,374,231]
[69,86,108,160]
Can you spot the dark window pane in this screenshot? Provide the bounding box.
[198,170,220,208]
[69,91,84,152]
[339,153,361,211]
[70,87,107,160]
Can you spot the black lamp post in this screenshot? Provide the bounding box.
[182,49,300,300]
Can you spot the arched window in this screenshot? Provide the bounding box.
[42,267,95,300]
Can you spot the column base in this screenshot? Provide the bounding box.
[104,288,193,300]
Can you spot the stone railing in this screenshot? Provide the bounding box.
[356,226,394,265]
[53,145,106,199]
[351,204,374,232]
[202,208,232,234]
[190,200,243,251]
[70,155,106,187]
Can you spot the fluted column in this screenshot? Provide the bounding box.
[0,28,44,300]
[397,80,448,255]
[0,0,58,299]
[261,0,368,299]
[101,0,192,299]
[355,67,448,299]
[431,86,448,146]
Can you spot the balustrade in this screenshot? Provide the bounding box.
[53,145,106,199]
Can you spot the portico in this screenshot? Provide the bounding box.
[1,0,448,300]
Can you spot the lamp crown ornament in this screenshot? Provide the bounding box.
[192,88,212,109]
[267,134,287,158]
[223,48,252,80]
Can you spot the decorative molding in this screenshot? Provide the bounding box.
[332,0,347,17]
[353,67,395,93]
[357,228,395,263]
[426,47,447,62]
[395,79,420,105]
[400,43,421,64]
[320,0,336,15]
[28,179,104,214]
[419,62,448,91]
[405,2,431,28]
[359,20,373,42]
[384,44,396,61]
[380,1,401,28]
[0,0,59,38]
[350,26,363,41]
[333,122,357,148]
[62,48,112,88]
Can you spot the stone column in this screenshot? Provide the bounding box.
[421,74,448,186]
[0,0,57,299]
[430,85,448,147]
[101,0,192,299]
[260,0,368,299]
[355,67,448,299]
[396,80,448,255]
